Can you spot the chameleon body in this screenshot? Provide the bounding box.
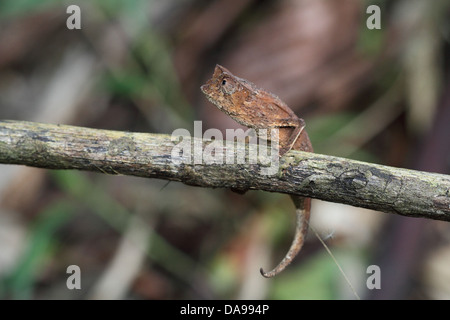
[201,65,313,277]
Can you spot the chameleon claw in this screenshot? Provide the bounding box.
[260,197,311,278]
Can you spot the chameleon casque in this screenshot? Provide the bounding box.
[201,65,313,277]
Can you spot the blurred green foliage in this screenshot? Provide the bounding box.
[0,201,74,299]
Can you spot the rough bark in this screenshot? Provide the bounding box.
[0,120,449,220]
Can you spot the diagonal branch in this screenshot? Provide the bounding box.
[0,120,449,220]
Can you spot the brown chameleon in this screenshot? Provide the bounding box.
[201,65,313,278]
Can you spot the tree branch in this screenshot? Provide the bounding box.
[0,120,449,220]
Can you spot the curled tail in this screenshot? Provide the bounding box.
[260,196,311,278]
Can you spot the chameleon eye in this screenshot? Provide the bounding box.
[220,77,236,95]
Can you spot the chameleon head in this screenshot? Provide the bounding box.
[200,65,243,110]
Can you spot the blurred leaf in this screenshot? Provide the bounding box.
[265,200,293,247]
[1,201,74,299]
[358,0,386,56]
[307,112,357,154]
[135,32,193,122]
[270,251,338,300]
[51,171,202,286]
[103,69,148,99]
[209,255,237,298]
[307,112,381,163]
[51,170,129,231]
[98,0,150,26]
[0,0,57,18]
[358,26,385,57]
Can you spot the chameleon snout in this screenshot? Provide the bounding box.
[200,80,214,96]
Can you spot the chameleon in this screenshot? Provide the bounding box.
[201,64,313,278]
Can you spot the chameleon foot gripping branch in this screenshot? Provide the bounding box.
[201,65,314,277]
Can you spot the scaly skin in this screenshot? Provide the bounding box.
[201,65,313,277]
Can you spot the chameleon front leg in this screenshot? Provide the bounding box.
[278,121,306,156]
